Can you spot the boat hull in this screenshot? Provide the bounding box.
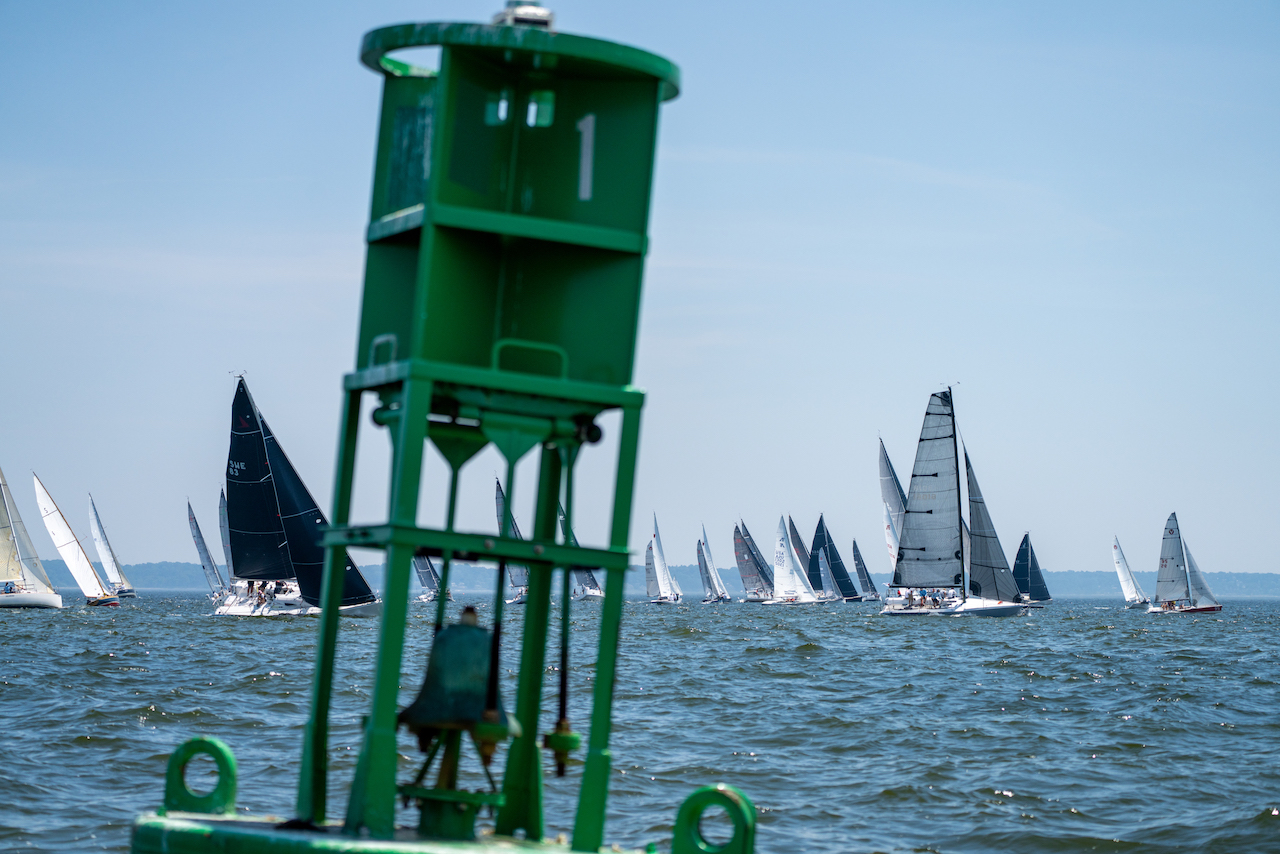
[0,591,63,609]
[880,596,1023,617]
[214,597,382,618]
[649,595,681,604]
[1147,604,1223,614]
[88,595,121,607]
[1125,600,1150,609]
[114,587,139,598]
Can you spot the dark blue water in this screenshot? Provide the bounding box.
[2,593,1278,853]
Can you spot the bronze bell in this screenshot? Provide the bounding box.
[398,609,518,755]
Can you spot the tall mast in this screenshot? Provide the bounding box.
[950,387,965,601]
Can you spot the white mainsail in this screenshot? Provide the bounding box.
[1183,542,1219,609]
[34,474,110,598]
[895,390,963,589]
[770,516,817,602]
[1154,512,1190,604]
[816,548,840,600]
[0,466,56,594]
[218,489,235,579]
[651,515,681,598]
[188,501,226,594]
[1112,536,1146,604]
[89,495,132,591]
[697,525,730,600]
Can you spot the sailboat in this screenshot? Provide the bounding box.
[879,438,908,580]
[1112,536,1149,609]
[696,525,732,603]
[788,516,836,601]
[88,496,138,598]
[1149,513,1221,614]
[0,466,62,608]
[188,501,228,598]
[1012,534,1051,606]
[33,473,118,606]
[558,503,605,601]
[494,479,530,605]
[645,515,681,604]
[763,516,818,604]
[413,553,452,603]
[220,378,381,617]
[880,389,1023,617]
[849,539,881,601]
[733,519,775,602]
[804,514,868,601]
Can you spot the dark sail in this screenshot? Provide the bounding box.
[413,554,440,591]
[226,379,294,581]
[850,538,877,596]
[732,525,765,594]
[558,503,601,590]
[261,415,378,607]
[788,516,811,581]
[739,520,774,590]
[1012,534,1052,602]
[807,515,860,600]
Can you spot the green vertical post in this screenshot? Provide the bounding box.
[297,387,364,824]
[572,403,642,851]
[496,444,563,839]
[344,377,433,838]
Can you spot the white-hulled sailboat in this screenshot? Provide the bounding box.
[645,515,681,604]
[0,466,62,608]
[558,503,605,601]
[494,479,530,605]
[188,501,228,598]
[89,495,138,598]
[1011,533,1052,607]
[413,554,452,603]
[697,525,732,603]
[1149,513,1221,614]
[880,389,1022,617]
[731,522,773,602]
[34,473,118,607]
[1111,536,1149,609]
[764,516,818,605]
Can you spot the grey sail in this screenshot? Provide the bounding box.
[964,450,1020,602]
[1155,513,1190,603]
[218,489,234,580]
[1012,533,1052,601]
[188,501,226,594]
[850,539,877,596]
[732,524,765,595]
[557,503,602,591]
[879,437,908,542]
[895,389,964,588]
[788,516,811,578]
[1183,542,1219,608]
[413,554,440,592]
[740,520,775,591]
[700,525,730,599]
[494,480,530,588]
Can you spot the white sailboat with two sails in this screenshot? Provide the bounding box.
[880,389,1023,617]
[0,466,62,609]
[1111,536,1148,609]
[34,473,118,607]
[645,515,681,604]
[696,525,732,603]
[1148,513,1221,614]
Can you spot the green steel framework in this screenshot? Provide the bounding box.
[131,12,755,854]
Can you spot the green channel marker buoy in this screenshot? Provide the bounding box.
[131,4,757,853]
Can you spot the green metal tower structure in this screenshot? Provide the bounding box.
[131,6,755,853]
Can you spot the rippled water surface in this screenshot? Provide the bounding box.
[3,593,1278,853]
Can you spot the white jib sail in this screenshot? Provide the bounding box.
[0,474,24,587]
[188,502,225,594]
[1155,512,1190,604]
[89,495,127,587]
[701,524,729,598]
[652,516,680,596]
[882,503,900,571]
[817,548,839,599]
[878,438,908,551]
[218,489,235,579]
[1112,537,1145,603]
[772,516,817,602]
[34,474,109,598]
[896,390,963,589]
[645,542,662,598]
[1183,542,1219,608]
[0,467,54,592]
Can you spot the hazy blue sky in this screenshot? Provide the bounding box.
[1,1,1276,583]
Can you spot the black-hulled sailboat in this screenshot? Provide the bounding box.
[880,389,1023,617]
[219,378,380,617]
[1012,534,1052,606]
